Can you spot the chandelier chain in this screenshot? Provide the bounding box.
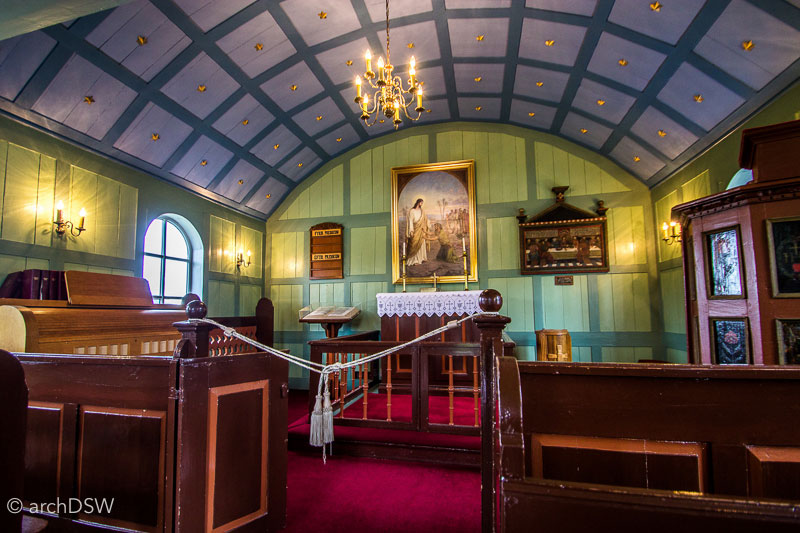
[385,0,390,65]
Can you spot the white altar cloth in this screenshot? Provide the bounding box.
[376,290,484,318]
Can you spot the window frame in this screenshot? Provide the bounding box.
[143,217,192,304]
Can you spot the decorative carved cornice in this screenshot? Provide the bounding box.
[671,177,800,224]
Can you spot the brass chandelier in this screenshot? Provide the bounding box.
[354,0,425,129]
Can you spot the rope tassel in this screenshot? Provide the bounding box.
[309,393,324,447]
[322,387,334,444]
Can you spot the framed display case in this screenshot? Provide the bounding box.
[704,226,745,299]
[710,318,750,364]
[766,216,800,297]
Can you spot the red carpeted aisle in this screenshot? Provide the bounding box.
[284,390,480,532]
[285,451,480,533]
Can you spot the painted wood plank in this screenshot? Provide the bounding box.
[541,277,565,329]
[574,346,592,362]
[436,131,460,162]
[515,136,527,202]
[631,205,646,264]
[552,146,570,198]
[596,274,615,332]
[0,141,7,223]
[655,190,680,263]
[111,269,133,277]
[583,161,602,195]
[632,273,651,332]
[25,257,50,271]
[666,348,688,363]
[332,164,344,216]
[496,134,514,203]
[94,175,120,257]
[568,153,586,196]
[0,254,26,285]
[350,151,367,215]
[117,183,137,259]
[487,134,503,205]
[67,166,97,254]
[660,267,686,334]
[374,225,386,275]
[534,142,554,199]
[474,132,490,204]
[611,273,634,331]
[34,154,55,248]
[217,280,235,317]
[309,173,323,217]
[2,143,40,244]
[238,283,262,317]
[600,168,629,193]
[487,217,503,271]
[681,170,710,203]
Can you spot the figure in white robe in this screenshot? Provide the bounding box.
[406,198,428,266]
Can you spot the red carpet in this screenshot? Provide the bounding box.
[290,390,480,427]
[288,391,481,451]
[285,450,480,533]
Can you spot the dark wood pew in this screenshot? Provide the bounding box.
[493,358,800,531]
[15,300,287,532]
[0,349,27,532]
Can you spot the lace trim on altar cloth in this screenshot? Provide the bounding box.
[376,290,484,317]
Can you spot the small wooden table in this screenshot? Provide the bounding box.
[299,306,360,338]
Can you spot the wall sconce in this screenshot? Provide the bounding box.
[236,250,251,270]
[54,201,86,237]
[661,221,682,245]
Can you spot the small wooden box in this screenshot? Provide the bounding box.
[535,329,572,362]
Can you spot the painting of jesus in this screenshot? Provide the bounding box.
[391,160,477,285]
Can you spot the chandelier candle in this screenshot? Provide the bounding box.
[354,0,425,129]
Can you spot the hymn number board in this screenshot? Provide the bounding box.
[310,222,344,280]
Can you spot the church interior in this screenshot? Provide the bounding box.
[1,0,800,531]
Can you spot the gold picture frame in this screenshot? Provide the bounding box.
[391,160,478,285]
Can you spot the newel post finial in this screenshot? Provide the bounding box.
[173,300,213,358]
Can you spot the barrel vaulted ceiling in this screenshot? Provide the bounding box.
[0,0,799,220]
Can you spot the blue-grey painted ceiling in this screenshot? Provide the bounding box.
[0,0,799,220]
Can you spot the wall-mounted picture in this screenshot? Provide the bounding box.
[518,186,609,275]
[391,160,477,284]
[710,318,750,365]
[766,217,800,298]
[777,319,800,365]
[705,227,744,298]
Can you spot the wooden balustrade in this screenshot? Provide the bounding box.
[309,337,490,436]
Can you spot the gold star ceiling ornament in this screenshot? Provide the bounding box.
[354,0,425,129]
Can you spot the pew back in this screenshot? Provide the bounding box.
[495,359,800,531]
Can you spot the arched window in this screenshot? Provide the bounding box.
[143,217,192,304]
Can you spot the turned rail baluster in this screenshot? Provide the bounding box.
[448,354,455,425]
[472,356,479,427]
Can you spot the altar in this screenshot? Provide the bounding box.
[377,290,487,394]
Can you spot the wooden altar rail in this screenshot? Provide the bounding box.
[489,358,800,532]
[15,299,287,532]
[309,337,484,435]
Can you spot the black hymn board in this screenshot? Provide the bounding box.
[309,222,344,280]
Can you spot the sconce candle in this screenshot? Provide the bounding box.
[53,201,87,237]
[661,221,681,245]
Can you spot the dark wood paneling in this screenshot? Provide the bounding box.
[502,480,800,533]
[77,407,165,531]
[532,434,704,492]
[747,446,800,500]
[209,383,268,531]
[24,402,64,504]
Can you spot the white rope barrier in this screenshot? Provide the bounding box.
[189,312,496,462]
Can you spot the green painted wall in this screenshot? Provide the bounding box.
[0,114,265,315]
[266,122,660,384]
[651,82,800,362]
